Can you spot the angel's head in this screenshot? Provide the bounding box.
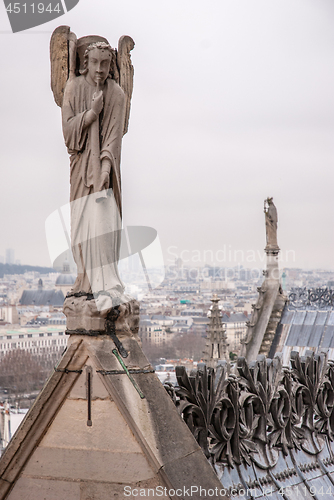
[81,42,114,86]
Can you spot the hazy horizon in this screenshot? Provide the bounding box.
[1,0,333,270]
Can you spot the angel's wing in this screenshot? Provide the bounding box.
[117,36,135,135]
[50,26,77,107]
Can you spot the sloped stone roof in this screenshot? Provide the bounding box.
[0,335,227,500]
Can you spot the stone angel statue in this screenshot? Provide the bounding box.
[50,26,135,331]
[264,197,279,251]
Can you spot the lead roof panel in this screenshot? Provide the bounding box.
[304,310,317,325]
[315,311,328,325]
[293,310,307,325]
[308,326,325,347]
[286,325,303,346]
[280,309,294,325]
[297,325,313,346]
[327,311,334,325]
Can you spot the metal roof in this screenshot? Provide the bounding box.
[271,288,334,364]
[19,289,64,307]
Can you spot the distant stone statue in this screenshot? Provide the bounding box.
[50,26,136,331]
[264,197,279,251]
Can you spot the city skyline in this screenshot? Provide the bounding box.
[0,1,333,270]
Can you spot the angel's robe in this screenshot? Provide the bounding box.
[265,202,278,249]
[62,75,126,303]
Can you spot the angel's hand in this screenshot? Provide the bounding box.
[98,170,110,192]
[91,90,103,116]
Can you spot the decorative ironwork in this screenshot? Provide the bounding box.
[288,287,334,309]
[165,351,334,469]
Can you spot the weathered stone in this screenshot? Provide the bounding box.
[64,297,140,336]
[80,477,169,500]
[86,336,215,471]
[50,25,70,107]
[240,198,287,361]
[203,294,229,368]
[161,450,227,500]
[23,447,155,483]
[0,332,229,499]
[7,477,80,500]
[68,364,110,400]
[264,197,279,252]
[40,399,142,454]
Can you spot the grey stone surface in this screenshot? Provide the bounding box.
[7,477,80,500]
[64,297,140,336]
[40,399,142,453]
[0,335,230,499]
[23,447,155,483]
[161,450,227,500]
[87,336,202,468]
[240,199,286,361]
[68,364,110,400]
[80,478,169,500]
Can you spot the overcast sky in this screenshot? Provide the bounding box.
[0,0,333,271]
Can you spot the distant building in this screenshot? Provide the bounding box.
[139,316,175,345]
[55,261,76,296]
[5,249,14,265]
[0,325,68,368]
[222,312,248,354]
[0,306,19,325]
[19,286,64,309]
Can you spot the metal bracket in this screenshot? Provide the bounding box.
[55,368,83,374]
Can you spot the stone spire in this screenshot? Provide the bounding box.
[240,198,286,362]
[203,294,229,368]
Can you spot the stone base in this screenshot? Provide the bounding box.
[0,335,228,500]
[63,294,140,337]
[264,245,280,255]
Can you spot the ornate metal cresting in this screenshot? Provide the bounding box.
[165,352,334,498]
[289,287,334,309]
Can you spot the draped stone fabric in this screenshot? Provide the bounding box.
[265,200,278,249]
[62,75,125,301]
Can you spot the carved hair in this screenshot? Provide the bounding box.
[80,41,115,78]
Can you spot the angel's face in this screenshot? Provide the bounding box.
[86,48,111,86]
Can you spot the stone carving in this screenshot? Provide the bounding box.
[264,197,279,251]
[166,351,334,474]
[50,26,137,333]
[203,295,229,369]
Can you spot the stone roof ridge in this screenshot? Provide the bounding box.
[0,335,227,499]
